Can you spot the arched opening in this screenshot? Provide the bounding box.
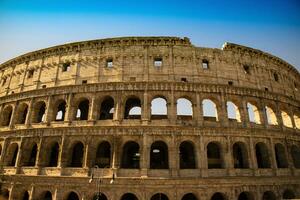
[33,101,46,123]
[54,100,66,121]
[150,141,169,169]
[294,115,300,129]
[203,99,218,121]
[238,192,253,200]
[124,97,141,119]
[281,111,293,128]
[95,141,111,168]
[233,142,249,168]
[262,191,276,200]
[226,101,240,122]
[16,103,28,124]
[76,99,89,120]
[5,143,19,166]
[66,192,79,200]
[274,143,288,168]
[22,191,29,200]
[120,193,138,200]
[1,105,13,126]
[121,141,140,169]
[182,193,198,200]
[151,193,169,200]
[177,98,193,120]
[0,189,10,199]
[0,144,2,156]
[247,102,261,124]
[282,189,296,199]
[24,143,38,166]
[291,145,300,168]
[47,142,59,167]
[99,96,114,120]
[211,192,226,200]
[255,143,271,168]
[93,193,108,200]
[43,191,52,200]
[265,106,278,125]
[179,141,196,169]
[69,142,84,167]
[207,142,223,169]
[151,97,168,119]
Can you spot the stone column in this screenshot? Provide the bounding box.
[57,135,66,168]
[241,98,250,128]
[169,136,178,177]
[141,133,148,177]
[275,101,284,130]
[199,135,207,177]
[258,99,267,126]
[219,93,229,126]
[88,95,96,122]
[169,87,177,124]
[9,101,18,129]
[249,137,258,176]
[44,95,53,125]
[0,139,9,166]
[83,137,91,168]
[195,93,203,126]
[269,137,277,175]
[16,137,24,172]
[36,137,43,170]
[64,93,74,123]
[25,98,34,127]
[226,136,234,176]
[142,91,150,123]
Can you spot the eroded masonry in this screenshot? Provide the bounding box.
[0,37,299,200]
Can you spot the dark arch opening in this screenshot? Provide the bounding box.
[99,97,114,120]
[0,144,2,156]
[291,145,300,168]
[151,193,169,200]
[0,189,10,199]
[233,142,249,168]
[180,141,196,169]
[76,99,89,120]
[34,102,46,123]
[211,192,226,200]
[55,101,66,121]
[22,191,29,200]
[274,143,288,168]
[93,193,108,200]
[282,189,296,199]
[151,97,168,119]
[121,141,140,169]
[66,192,79,200]
[207,142,223,169]
[47,142,59,167]
[124,97,141,119]
[16,104,28,124]
[69,142,84,167]
[95,141,111,168]
[262,191,276,200]
[1,106,13,126]
[5,143,19,166]
[25,143,38,166]
[238,192,253,200]
[182,193,198,200]
[255,142,271,168]
[150,141,169,169]
[120,193,138,200]
[43,191,52,200]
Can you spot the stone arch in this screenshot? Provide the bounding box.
[92,193,108,200]
[247,102,261,124]
[177,97,193,119]
[151,96,168,119]
[179,141,196,169]
[181,193,198,200]
[121,141,140,169]
[99,96,114,120]
[75,98,89,120]
[237,192,254,200]
[274,143,288,168]
[291,145,300,168]
[46,142,60,167]
[120,193,138,200]
[151,193,169,200]
[65,191,80,200]
[282,189,296,199]
[69,141,84,167]
[124,96,141,119]
[203,99,218,121]
[207,142,224,169]
[15,103,29,124]
[41,191,53,200]
[294,114,300,129]
[0,105,13,126]
[150,141,169,169]
[262,191,276,200]
[22,142,38,166]
[281,110,293,128]
[226,101,241,122]
[4,143,19,166]
[265,106,278,125]
[255,142,271,168]
[211,192,227,200]
[22,191,30,200]
[53,99,67,121]
[94,141,111,168]
[32,101,46,123]
[233,142,249,168]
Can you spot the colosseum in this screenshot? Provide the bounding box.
[0,36,299,200]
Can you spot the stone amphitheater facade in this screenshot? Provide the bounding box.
[0,36,299,200]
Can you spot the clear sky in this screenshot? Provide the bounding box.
[0,0,300,70]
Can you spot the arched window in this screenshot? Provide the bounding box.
[294,115,300,129]
[54,100,66,121]
[177,98,193,119]
[95,141,111,168]
[92,193,108,200]
[1,189,10,199]
[226,101,241,122]
[203,99,218,121]
[33,101,46,123]
[5,143,19,166]
[281,111,293,128]
[179,141,196,169]
[151,97,167,119]
[211,192,226,200]
[150,141,169,169]
[255,143,271,168]
[233,142,249,168]
[151,193,169,200]
[124,97,141,119]
[99,97,114,120]
[247,102,261,124]
[121,141,140,169]
[69,142,84,167]
[43,191,52,200]
[47,142,59,167]
[274,143,288,168]
[291,145,300,168]
[24,143,38,166]
[16,103,28,124]
[182,193,198,200]
[22,191,29,200]
[120,193,138,200]
[262,191,276,200]
[282,189,296,199]
[207,142,223,169]
[0,105,13,126]
[265,106,278,125]
[238,192,253,200]
[76,99,89,120]
[66,192,79,200]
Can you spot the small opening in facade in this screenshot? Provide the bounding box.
[27,70,34,79]
[1,78,6,86]
[106,58,113,68]
[294,82,298,91]
[228,81,233,86]
[202,59,209,69]
[82,80,87,84]
[273,73,279,82]
[181,78,187,82]
[265,87,268,91]
[154,58,162,67]
[243,65,250,74]
[11,91,14,94]
[62,62,71,72]
[42,85,47,88]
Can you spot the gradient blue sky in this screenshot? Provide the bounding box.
[0,0,300,70]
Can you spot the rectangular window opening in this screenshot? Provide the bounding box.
[106,59,113,68]
[154,58,163,68]
[82,80,87,84]
[243,65,250,74]
[202,60,209,69]
[181,78,187,82]
[228,81,233,86]
[62,62,71,72]
[27,70,34,79]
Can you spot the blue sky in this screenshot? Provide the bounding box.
[0,0,300,70]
